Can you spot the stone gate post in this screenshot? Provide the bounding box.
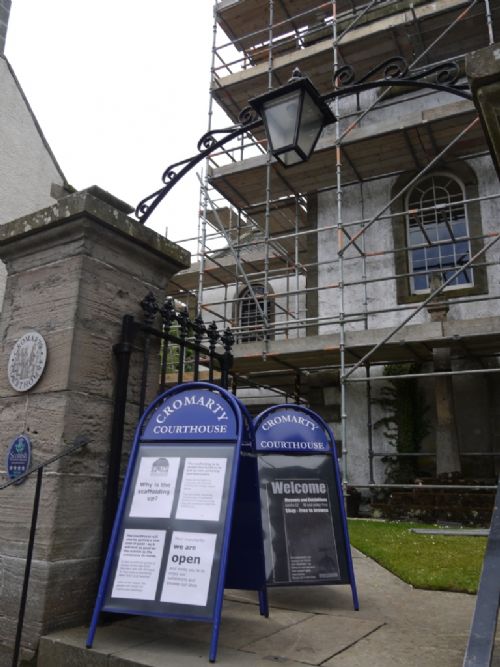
[0,186,190,664]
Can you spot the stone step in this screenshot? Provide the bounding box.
[35,590,378,667]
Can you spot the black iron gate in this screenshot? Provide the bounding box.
[102,291,234,552]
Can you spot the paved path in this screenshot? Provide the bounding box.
[37,549,500,666]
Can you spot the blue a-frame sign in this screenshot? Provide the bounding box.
[254,404,359,610]
[87,382,267,662]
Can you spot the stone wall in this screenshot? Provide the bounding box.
[0,0,11,54]
[0,54,70,312]
[316,144,500,485]
[0,187,190,664]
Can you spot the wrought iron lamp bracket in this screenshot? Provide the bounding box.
[325,57,472,102]
[136,57,471,226]
[135,107,262,224]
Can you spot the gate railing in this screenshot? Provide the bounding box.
[137,291,234,413]
[0,436,90,667]
[463,476,500,667]
[103,292,234,557]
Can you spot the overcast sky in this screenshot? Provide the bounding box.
[5,1,228,248]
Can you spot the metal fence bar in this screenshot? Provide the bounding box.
[0,436,89,667]
[355,483,498,490]
[371,452,500,458]
[463,478,500,666]
[102,315,136,560]
[0,436,90,491]
[11,468,43,667]
[139,294,158,416]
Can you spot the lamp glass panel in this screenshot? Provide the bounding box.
[296,90,325,158]
[278,149,304,167]
[262,90,301,152]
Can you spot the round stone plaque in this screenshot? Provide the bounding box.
[8,331,47,392]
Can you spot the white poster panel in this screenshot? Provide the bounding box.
[129,456,180,518]
[111,529,166,600]
[176,458,227,521]
[161,531,217,607]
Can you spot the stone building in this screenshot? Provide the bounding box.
[0,0,70,307]
[169,0,500,494]
[0,6,193,662]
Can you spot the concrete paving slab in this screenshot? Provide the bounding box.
[36,547,500,667]
[108,635,310,667]
[241,613,383,665]
[117,599,313,650]
[322,625,466,667]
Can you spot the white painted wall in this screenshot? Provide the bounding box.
[317,157,500,331]
[0,56,66,306]
[201,274,307,341]
[317,92,500,486]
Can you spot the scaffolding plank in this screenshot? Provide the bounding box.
[213,0,487,122]
[208,101,482,209]
[217,0,333,51]
[231,315,500,376]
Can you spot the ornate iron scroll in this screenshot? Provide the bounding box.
[136,108,262,225]
[136,59,472,225]
[328,57,471,101]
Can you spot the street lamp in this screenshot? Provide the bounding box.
[248,69,336,167]
[136,58,472,224]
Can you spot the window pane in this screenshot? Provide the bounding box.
[239,285,271,342]
[406,173,472,294]
[452,219,467,237]
[413,274,428,291]
[409,228,424,245]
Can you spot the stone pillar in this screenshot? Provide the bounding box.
[466,43,500,181]
[0,187,190,664]
[433,348,461,476]
[426,277,461,477]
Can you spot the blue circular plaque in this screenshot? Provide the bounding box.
[6,434,32,484]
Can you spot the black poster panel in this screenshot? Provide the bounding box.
[259,454,349,586]
[103,443,235,620]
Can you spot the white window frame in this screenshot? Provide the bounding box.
[406,172,473,294]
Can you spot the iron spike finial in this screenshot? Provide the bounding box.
[221,327,235,354]
[160,297,176,332]
[207,321,219,354]
[140,291,158,326]
[193,312,207,344]
[177,306,190,340]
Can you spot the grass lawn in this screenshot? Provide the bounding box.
[347,519,487,594]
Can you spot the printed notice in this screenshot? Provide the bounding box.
[129,456,180,518]
[176,458,227,521]
[260,465,341,584]
[111,529,166,600]
[161,531,217,607]
[282,484,339,581]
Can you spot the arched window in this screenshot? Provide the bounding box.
[238,284,272,342]
[406,173,472,293]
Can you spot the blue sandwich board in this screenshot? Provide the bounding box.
[87,382,267,662]
[254,404,359,610]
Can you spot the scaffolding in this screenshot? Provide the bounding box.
[166,0,500,495]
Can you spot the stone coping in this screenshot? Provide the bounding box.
[0,185,190,270]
